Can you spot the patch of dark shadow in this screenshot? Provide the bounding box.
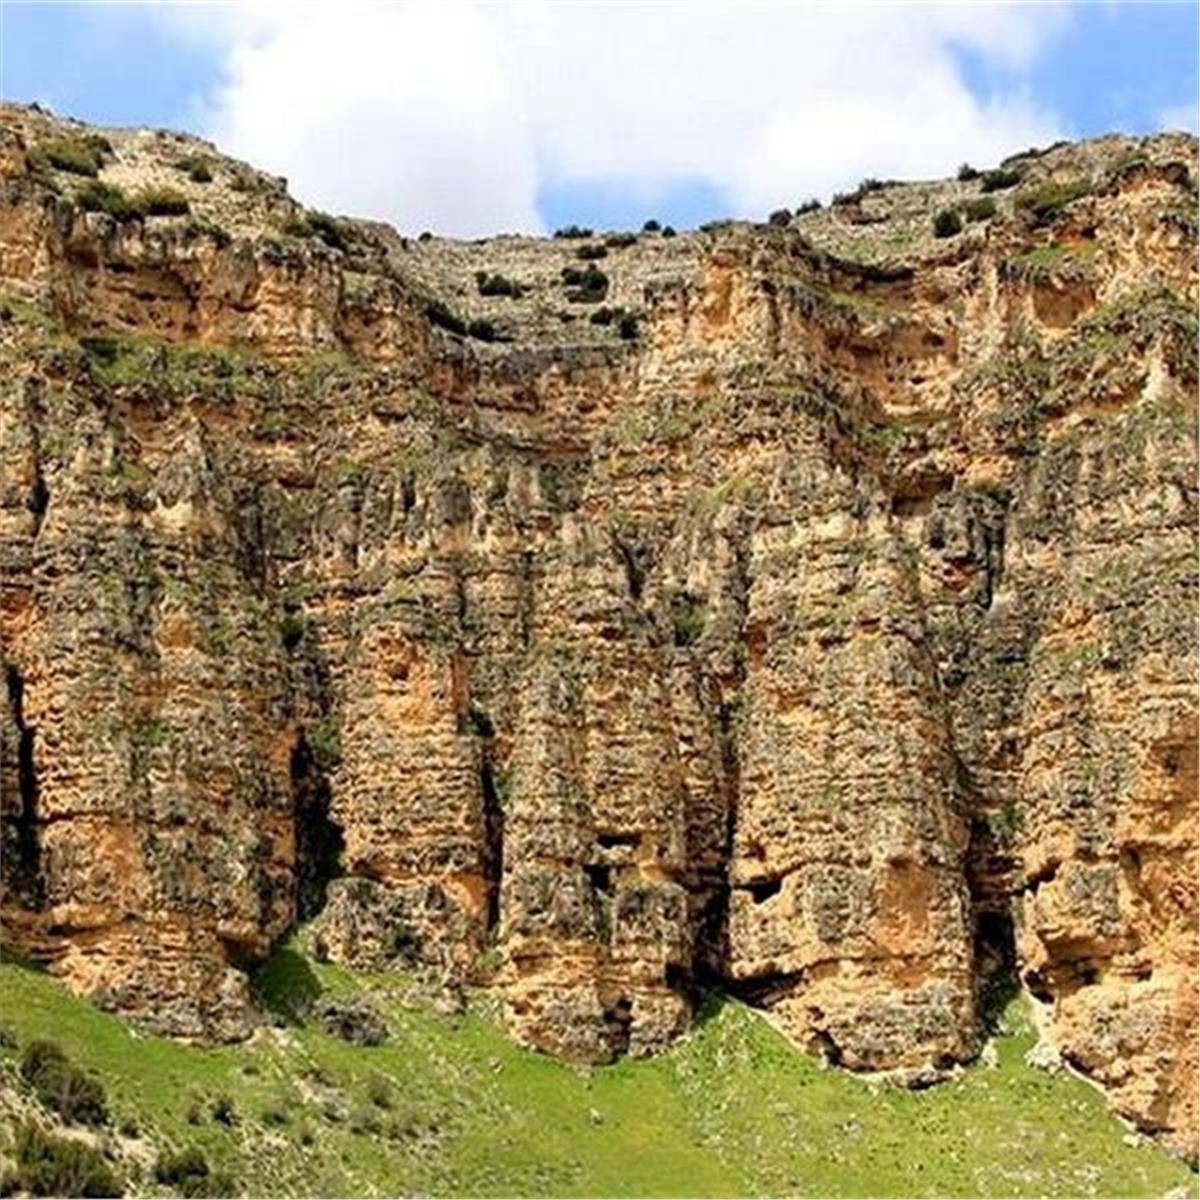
[596,832,639,850]
[250,945,322,1025]
[808,1029,844,1067]
[603,996,633,1057]
[741,876,782,904]
[664,962,690,993]
[5,665,42,906]
[585,863,613,894]
[975,908,1020,1035]
[291,731,345,922]
[1022,966,1055,1005]
[614,536,648,600]
[1026,859,1060,895]
[481,760,504,931]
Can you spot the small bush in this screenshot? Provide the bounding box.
[475,271,523,298]
[605,231,637,248]
[795,198,821,215]
[75,181,138,221]
[284,211,349,250]
[367,1073,393,1109]
[957,162,978,182]
[426,299,468,336]
[932,209,963,238]
[980,167,1022,193]
[553,224,593,239]
[642,219,661,232]
[467,318,498,342]
[278,612,307,650]
[20,1041,108,1126]
[661,225,676,238]
[961,197,997,222]
[5,1122,121,1198]
[175,154,212,183]
[154,1147,236,1199]
[767,208,792,227]
[135,186,190,217]
[672,595,707,648]
[308,717,342,773]
[575,242,608,261]
[31,135,109,177]
[560,265,609,303]
[1014,178,1091,224]
[209,1093,237,1126]
[418,230,433,242]
[349,1104,383,1136]
[617,313,639,341]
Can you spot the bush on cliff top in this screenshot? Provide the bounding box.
[28,134,112,177]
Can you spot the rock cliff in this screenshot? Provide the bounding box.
[0,104,1195,1153]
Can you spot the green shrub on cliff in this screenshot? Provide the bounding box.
[20,1040,109,1126]
[2,1122,122,1198]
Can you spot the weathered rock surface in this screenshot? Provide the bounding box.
[0,105,1195,1152]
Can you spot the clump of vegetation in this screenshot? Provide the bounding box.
[980,167,1023,193]
[1014,178,1091,225]
[74,181,139,220]
[833,177,889,207]
[795,198,821,215]
[74,182,189,220]
[604,231,637,249]
[135,186,190,217]
[28,134,112,177]
[561,265,609,303]
[474,271,524,298]
[590,304,638,337]
[2,1122,121,1198]
[932,208,963,238]
[961,196,997,222]
[957,162,979,182]
[308,717,342,774]
[553,224,593,239]
[467,318,500,342]
[174,154,213,183]
[284,211,351,251]
[767,207,792,227]
[209,1093,237,1126]
[367,1073,394,1110]
[575,242,609,261]
[20,1040,108,1126]
[671,595,708,648]
[426,299,468,336]
[661,225,677,238]
[642,219,661,232]
[155,1148,236,1199]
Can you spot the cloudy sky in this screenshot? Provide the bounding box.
[1,1,1196,236]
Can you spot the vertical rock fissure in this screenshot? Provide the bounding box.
[481,757,504,932]
[4,665,41,903]
[290,731,345,922]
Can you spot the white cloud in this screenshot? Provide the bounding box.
[1158,101,1199,135]
[168,1,1072,236]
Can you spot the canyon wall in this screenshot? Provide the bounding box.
[0,106,1196,1152]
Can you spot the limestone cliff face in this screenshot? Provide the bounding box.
[0,105,1196,1152]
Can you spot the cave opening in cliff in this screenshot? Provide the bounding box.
[975,908,1020,1032]
[5,665,41,901]
[603,996,633,1057]
[481,759,504,931]
[291,730,345,921]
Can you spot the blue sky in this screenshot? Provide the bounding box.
[0,2,1196,235]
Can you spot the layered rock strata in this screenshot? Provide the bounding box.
[0,105,1195,1151]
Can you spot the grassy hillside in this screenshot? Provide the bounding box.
[0,940,1195,1199]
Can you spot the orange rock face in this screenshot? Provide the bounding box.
[0,105,1195,1152]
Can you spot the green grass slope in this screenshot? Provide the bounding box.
[0,941,1195,1199]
